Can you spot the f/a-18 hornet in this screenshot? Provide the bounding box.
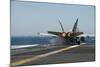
[48,18,83,45]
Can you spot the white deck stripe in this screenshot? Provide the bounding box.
[11,45,80,66]
[11,44,39,49]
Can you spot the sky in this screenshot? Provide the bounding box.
[11,1,95,36]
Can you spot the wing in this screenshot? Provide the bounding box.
[48,31,61,35]
[38,33,57,37]
[72,32,84,36]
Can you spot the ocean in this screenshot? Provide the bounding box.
[11,36,64,45]
[11,36,95,49]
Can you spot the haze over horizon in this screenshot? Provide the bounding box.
[11,1,95,36]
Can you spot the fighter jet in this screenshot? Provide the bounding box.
[48,18,83,45]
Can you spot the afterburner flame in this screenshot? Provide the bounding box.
[67,32,71,37]
[61,32,66,37]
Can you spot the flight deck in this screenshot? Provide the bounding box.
[11,44,95,66]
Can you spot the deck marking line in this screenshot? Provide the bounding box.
[11,45,80,66]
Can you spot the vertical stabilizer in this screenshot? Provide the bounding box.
[58,19,65,32]
[72,18,78,33]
